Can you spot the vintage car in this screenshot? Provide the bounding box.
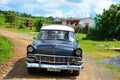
[26,25,83,76]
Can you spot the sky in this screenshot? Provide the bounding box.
[0,0,120,18]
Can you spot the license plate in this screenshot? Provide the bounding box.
[47,68,61,72]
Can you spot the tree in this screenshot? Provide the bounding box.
[88,4,120,40]
[34,19,43,32]
[47,16,54,21]
[20,13,32,17]
[4,11,17,27]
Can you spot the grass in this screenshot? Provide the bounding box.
[103,64,120,77]
[0,14,5,24]
[76,33,120,60]
[0,36,14,62]
[0,25,38,37]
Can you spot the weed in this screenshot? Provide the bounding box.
[0,36,14,62]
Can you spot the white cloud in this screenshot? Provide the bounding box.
[0,0,10,5]
[44,10,65,17]
[82,0,115,15]
[0,0,118,18]
[36,0,49,4]
[94,0,115,14]
[0,0,10,10]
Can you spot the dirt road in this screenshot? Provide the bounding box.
[0,30,116,80]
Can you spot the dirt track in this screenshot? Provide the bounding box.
[0,30,117,80]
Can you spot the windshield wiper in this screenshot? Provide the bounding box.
[57,39,70,41]
[39,38,52,40]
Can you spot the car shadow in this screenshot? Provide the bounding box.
[4,58,77,80]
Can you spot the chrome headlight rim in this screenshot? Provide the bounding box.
[74,49,82,57]
[27,45,34,53]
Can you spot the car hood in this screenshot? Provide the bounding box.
[32,40,74,56]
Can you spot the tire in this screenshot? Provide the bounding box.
[27,68,36,74]
[73,70,80,76]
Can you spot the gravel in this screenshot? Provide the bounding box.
[99,56,120,68]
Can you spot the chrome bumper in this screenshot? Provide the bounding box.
[26,62,83,70]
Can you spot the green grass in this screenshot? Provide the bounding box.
[103,64,120,76]
[0,36,14,62]
[76,33,120,60]
[0,14,5,24]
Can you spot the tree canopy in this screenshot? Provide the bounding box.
[4,11,17,27]
[88,4,120,41]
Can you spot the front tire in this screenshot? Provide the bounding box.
[73,70,80,76]
[27,68,36,74]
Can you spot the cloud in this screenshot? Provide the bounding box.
[64,3,90,18]
[77,0,116,17]
[0,0,10,5]
[0,0,11,10]
[94,0,115,14]
[0,0,119,18]
[67,0,83,3]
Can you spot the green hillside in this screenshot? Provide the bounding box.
[0,10,53,28]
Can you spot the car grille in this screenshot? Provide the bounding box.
[28,54,80,63]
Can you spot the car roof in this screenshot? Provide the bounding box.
[41,25,74,32]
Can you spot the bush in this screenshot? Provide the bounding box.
[74,26,81,33]
[83,26,89,34]
[18,24,26,29]
[76,26,91,34]
[87,28,106,40]
[34,19,43,32]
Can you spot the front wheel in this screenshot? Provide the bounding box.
[27,68,36,74]
[73,70,80,76]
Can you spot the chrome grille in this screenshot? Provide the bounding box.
[34,55,78,63]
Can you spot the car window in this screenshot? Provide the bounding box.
[37,30,75,41]
[69,32,76,41]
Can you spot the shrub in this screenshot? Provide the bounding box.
[83,26,89,34]
[34,19,43,32]
[87,28,106,40]
[18,24,26,29]
[75,26,90,34]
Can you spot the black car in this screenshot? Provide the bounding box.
[26,25,83,76]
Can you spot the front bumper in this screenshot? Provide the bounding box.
[26,62,83,70]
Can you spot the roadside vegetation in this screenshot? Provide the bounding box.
[0,36,14,62]
[76,34,120,60]
[87,4,120,41]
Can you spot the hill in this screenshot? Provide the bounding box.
[0,10,53,28]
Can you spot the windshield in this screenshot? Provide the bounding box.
[37,30,75,41]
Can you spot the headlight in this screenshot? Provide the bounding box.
[75,49,82,56]
[27,46,34,52]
